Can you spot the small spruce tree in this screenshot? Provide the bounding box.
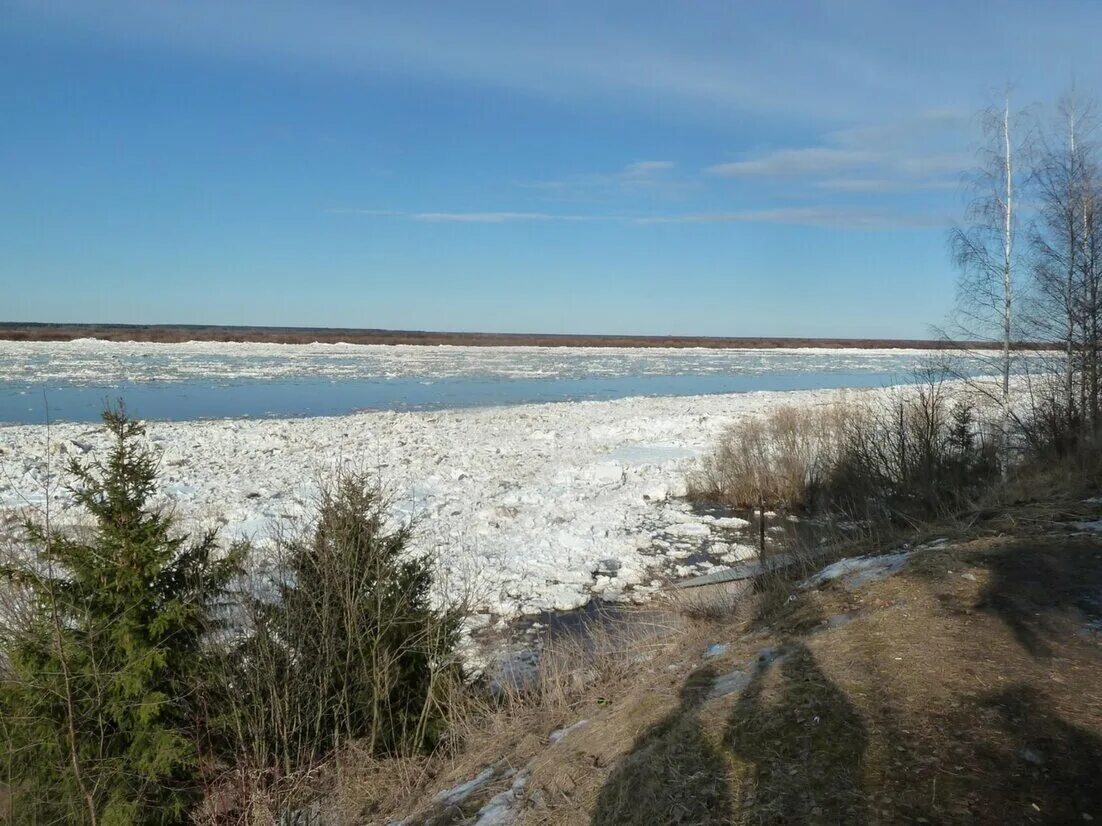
[0,407,244,824]
[223,472,458,784]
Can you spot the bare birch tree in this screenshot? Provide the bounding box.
[1026,91,1102,436]
[1081,151,1102,427]
[1028,95,1089,416]
[950,94,1029,467]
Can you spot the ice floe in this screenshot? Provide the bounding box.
[2,386,901,619]
[0,339,945,386]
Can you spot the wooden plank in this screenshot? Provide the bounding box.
[674,553,796,588]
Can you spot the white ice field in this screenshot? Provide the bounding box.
[0,340,934,623]
[1,338,940,384]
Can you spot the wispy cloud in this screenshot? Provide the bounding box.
[331,206,943,230]
[414,211,558,223]
[621,160,676,177]
[522,160,685,198]
[816,177,959,193]
[14,3,1102,132]
[7,1,901,120]
[328,209,602,223]
[709,148,871,177]
[636,207,945,229]
[707,111,971,193]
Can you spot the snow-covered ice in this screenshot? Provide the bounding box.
[801,551,912,589]
[0,339,945,386]
[548,719,589,744]
[1,386,888,619]
[472,769,529,825]
[434,767,495,807]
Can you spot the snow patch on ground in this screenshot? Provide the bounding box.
[434,767,495,807]
[473,770,529,825]
[548,719,589,744]
[802,551,912,590]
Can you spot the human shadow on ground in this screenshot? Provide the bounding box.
[592,644,869,825]
[958,684,1102,823]
[975,540,1102,657]
[591,666,733,825]
[724,642,868,825]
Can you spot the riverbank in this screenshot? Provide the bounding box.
[359,489,1102,825]
[0,322,1004,350]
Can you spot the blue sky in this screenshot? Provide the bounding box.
[3,1,1102,337]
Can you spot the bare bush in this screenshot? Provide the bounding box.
[689,376,1001,524]
[828,378,1000,520]
[666,580,750,622]
[687,403,851,511]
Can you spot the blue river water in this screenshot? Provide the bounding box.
[2,369,921,424]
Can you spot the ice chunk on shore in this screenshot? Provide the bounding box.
[664,522,711,537]
[1,386,902,619]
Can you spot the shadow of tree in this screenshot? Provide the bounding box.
[960,684,1102,823]
[975,540,1102,657]
[725,643,867,825]
[591,666,732,825]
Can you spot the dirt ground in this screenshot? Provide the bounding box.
[384,504,1102,826]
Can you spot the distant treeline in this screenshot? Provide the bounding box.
[0,322,1030,350]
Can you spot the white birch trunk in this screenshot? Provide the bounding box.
[1001,99,1013,475]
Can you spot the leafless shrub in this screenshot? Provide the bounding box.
[686,403,851,511]
[690,373,1002,525]
[447,610,677,759]
[666,580,750,622]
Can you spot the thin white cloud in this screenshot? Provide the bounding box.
[13,2,1102,131]
[817,178,958,193]
[634,208,945,229]
[326,208,404,217]
[707,111,972,192]
[6,1,882,120]
[330,209,604,223]
[827,110,970,149]
[333,206,942,230]
[621,160,676,177]
[413,211,567,223]
[523,160,682,196]
[709,148,871,177]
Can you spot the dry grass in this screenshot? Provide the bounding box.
[994,436,1102,507]
[200,448,1102,825]
[686,402,852,511]
[294,608,694,824]
[587,665,734,825]
[664,579,752,622]
[366,492,1100,826]
[225,503,1102,824]
[689,377,1004,525]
